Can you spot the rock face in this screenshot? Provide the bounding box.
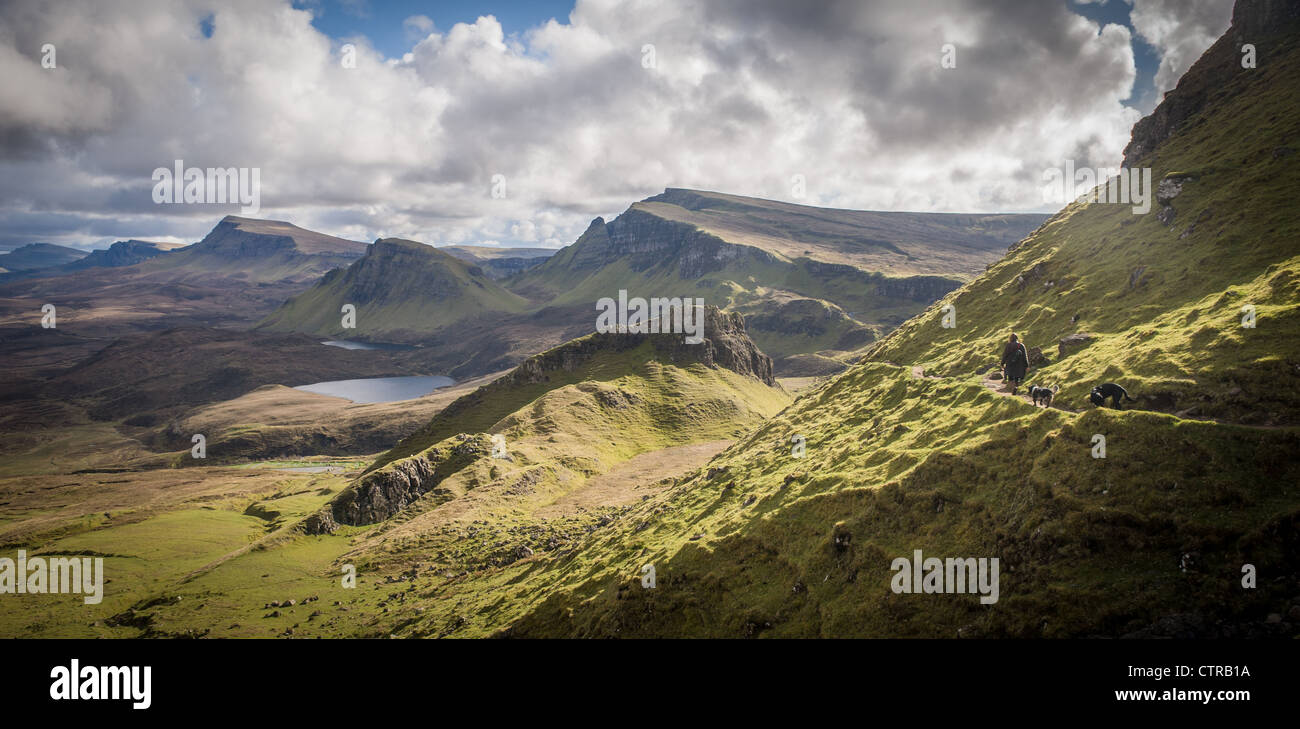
[62,240,177,271]
[1122,0,1300,168]
[167,215,368,284]
[305,434,488,534]
[554,210,777,280]
[440,246,554,279]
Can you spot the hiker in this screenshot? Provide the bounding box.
[1000,333,1029,395]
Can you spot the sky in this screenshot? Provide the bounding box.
[0,0,1236,252]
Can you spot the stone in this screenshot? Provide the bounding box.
[1058,333,1092,359]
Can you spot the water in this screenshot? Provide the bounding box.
[272,466,342,473]
[293,375,455,403]
[321,340,416,351]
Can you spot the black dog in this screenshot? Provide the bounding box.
[1090,383,1133,408]
[1029,384,1059,408]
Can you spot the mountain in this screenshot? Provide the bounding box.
[478,0,1300,637]
[441,245,555,279]
[59,239,185,272]
[107,0,1294,638]
[0,216,371,339]
[258,191,1046,380]
[257,238,529,346]
[509,189,1048,371]
[144,215,367,284]
[302,305,785,535]
[0,243,86,279]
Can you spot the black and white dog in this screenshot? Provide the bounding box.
[1028,384,1059,408]
[1089,383,1133,408]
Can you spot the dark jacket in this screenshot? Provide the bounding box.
[1001,341,1028,380]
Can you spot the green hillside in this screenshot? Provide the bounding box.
[5,309,792,637]
[485,6,1300,637]
[258,238,528,343]
[510,197,1026,367]
[10,1,1296,641]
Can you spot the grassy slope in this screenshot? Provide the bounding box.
[1,342,789,637]
[513,248,923,360]
[474,26,1300,637]
[258,239,528,342]
[867,31,1300,425]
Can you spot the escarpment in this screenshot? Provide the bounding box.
[303,434,490,534]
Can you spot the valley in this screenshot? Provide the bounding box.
[0,0,1297,642]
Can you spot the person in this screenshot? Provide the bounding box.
[1000,333,1029,395]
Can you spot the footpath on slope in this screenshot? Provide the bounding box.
[909,363,1289,429]
[909,363,1075,412]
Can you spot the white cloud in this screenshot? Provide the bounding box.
[0,0,1220,251]
[1130,0,1233,95]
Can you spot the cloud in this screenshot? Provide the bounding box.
[1130,0,1233,95]
[0,0,1215,251]
[403,14,435,42]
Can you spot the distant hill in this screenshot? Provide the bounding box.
[0,243,86,280]
[510,190,1047,369]
[634,188,1045,276]
[59,239,185,272]
[0,216,371,339]
[145,216,367,284]
[441,245,555,279]
[256,192,1046,379]
[257,238,529,346]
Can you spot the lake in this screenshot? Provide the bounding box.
[293,375,455,403]
[321,340,416,351]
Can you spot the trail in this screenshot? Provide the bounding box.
[910,363,1075,412]
[912,364,1290,428]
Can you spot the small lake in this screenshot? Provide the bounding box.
[293,375,455,403]
[322,340,416,351]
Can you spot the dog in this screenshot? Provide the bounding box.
[1089,383,1133,408]
[1028,384,1059,408]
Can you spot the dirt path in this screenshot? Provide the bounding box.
[908,362,1076,412]
[534,440,733,518]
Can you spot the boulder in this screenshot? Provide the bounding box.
[1058,333,1092,359]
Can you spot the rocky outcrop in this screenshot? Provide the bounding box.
[540,210,777,280]
[691,307,776,385]
[63,240,176,271]
[303,434,488,533]
[175,216,367,284]
[440,246,553,279]
[874,275,962,302]
[1122,0,1300,168]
